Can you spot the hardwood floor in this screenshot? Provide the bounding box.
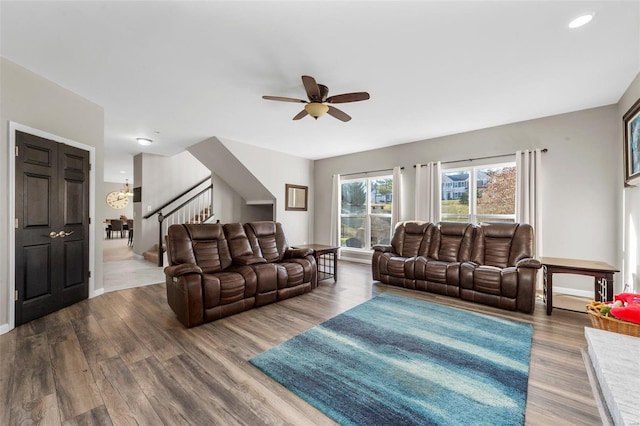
[1,261,601,425]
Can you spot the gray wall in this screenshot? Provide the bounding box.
[220,138,314,246]
[0,57,105,331]
[619,72,640,293]
[314,105,621,295]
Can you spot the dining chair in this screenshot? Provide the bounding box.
[109,219,124,238]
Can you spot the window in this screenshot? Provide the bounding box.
[340,176,393,250]
[440,162,516,223]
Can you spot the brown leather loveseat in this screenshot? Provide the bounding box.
[164,221,316,327]
[372,221,541,313]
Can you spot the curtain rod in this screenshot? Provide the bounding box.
[341,166,404,177]
[413,148,548,167]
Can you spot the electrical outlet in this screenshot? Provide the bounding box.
[147,205,152,212]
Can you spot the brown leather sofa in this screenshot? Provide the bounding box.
[372,221,541,313]
[164,221,316,327]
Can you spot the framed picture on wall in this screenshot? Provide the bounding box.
[285,184,308,211]
[624,97,640,185]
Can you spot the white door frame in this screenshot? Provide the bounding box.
[6,122,96,333]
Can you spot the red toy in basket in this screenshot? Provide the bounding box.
[610,293,640,325]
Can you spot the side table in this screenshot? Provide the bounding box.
[540,257,619,315]
[293,244,339,282]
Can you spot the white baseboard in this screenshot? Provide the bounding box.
[553,286,592,298]
[103,281,162,294]
[340,256,371,265]
[92,288,105,298]
[0,323,10,335]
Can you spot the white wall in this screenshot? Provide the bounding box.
[620,72,640,293]
[219,138,314,246]
[0,57,104,332]
[314,105,621,294]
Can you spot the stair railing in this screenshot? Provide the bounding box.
[143,177,214,266]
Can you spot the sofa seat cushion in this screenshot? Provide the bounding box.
[415,258,460,286]
[387,257,413,279]
[278,262,305,287]
[280,259,315,285]
[472,266,503,296]
[202,272,247,309]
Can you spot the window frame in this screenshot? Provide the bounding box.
[340,174,393,251]
[440,161,516,224]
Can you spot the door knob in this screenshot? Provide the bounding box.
[49,231,58,239]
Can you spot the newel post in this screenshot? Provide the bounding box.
[157,212,164,267]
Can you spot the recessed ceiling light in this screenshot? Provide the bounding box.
[120,170,126,174]
[137,138,153,146]
[569,13,594,29]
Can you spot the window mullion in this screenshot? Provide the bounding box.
[470,167,477,223]
[366,179,372,250]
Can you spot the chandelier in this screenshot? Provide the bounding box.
[119,179,134,197]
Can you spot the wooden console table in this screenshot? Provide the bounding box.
[293,244,339,282]
[540,257,619,316]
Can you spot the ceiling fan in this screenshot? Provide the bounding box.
[262,75,370,122]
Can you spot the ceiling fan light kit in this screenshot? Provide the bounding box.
[263,75,370,122]
[305,102,329,119]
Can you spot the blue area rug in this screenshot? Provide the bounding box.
[250,293,533,425]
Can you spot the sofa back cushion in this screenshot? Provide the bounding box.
[169,223,232,273]
[390,221,433,257]
[245,221,289,263]
[471,223,533,268]
[223,223,253,258]
[429,222,474,262]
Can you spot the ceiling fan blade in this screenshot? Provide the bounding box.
[326,92,370,104]
[293,109,308,120]
[318,84,329,102]
[301,75,321,101]
[327,106,351,122]
[262,95,307,103]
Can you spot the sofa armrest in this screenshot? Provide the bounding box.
[372,244,394,253]
[165,270,204,327]
[164,263,202,278]
[285,248,314,258]
[233,255,268,266]
[516,258,542,269]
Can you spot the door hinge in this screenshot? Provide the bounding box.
[15,146,18,157]
[15,218,18,229]
[89,217,91,225]
[89,163,92,171]
[14,290,18,301]
[88,270,91,278]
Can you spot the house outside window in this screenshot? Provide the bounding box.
[340,176,393,250]
[441,162,516,223]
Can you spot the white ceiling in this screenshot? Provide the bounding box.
[2,1,639,183]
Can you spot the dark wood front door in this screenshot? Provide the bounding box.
[15,130,90,326]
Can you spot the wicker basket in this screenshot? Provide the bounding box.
[586,302,640,337]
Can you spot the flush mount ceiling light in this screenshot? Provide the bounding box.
[137,137,153,146]
[569,13,594,29]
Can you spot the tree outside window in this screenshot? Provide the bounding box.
[340,176,393,249]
